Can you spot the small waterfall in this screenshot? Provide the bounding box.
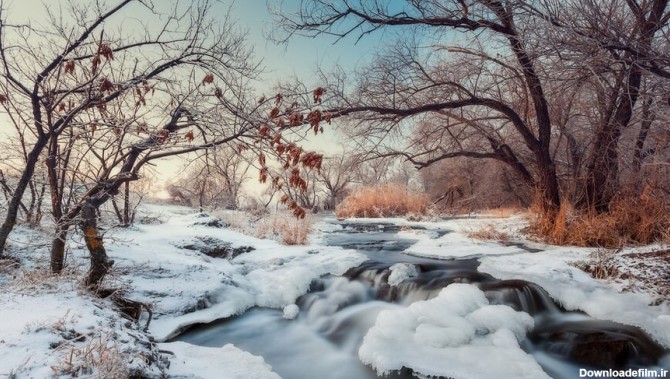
[480,279,561,315]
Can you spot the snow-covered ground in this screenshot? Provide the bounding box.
[1,205,668,378]
[1,205,366,378]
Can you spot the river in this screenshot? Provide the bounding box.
[174,220,670,379]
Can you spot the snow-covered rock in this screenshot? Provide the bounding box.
[283,304,300,320]
[358,283,549,379]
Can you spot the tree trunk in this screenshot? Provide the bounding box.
[579,0,667,212]
[47,138,66,272]
[50,225,69,273]
[582,74,639,212]
[123,181,130,226]
[633,95,654,173]
[507,32,561,220]
[536,152,561,219]
[81,201,114,289]
[0,135,49,255]
[111,197,124,225]
[30,180,47,227]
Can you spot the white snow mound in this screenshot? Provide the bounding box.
[283,304,300,319]
[160,341,281,379]
[388,263,418,286]
[358,283,550,379]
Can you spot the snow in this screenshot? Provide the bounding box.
[2,205,669,378]
[479,247,670,347]
[401,215,530,259]
[103,208,366,341]
[387,263,418,286]
[0,205,366,378]
[358,283,549,379]
[283,304,299,320]
[160,341,281,379]
[0,282,163,378]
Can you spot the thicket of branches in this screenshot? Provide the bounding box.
[0,0,333,288]
[272,0,670,236]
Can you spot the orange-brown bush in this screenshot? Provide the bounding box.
[531,188,670,247]
[336,184,431,218]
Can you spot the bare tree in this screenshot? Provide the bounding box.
[0,0,256,255]
[273,0,670,220]
[525,0,670,210]
[273,0,563,220]
[0,0,265,287]
[317,154,358,210]
[168,147,251,210]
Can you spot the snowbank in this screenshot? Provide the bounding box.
[0,285,163,378]
[160,341,281,379]
[0,205,368,378]
[105,209,366,341]
[358,283,550,379]
[480,249,670,347]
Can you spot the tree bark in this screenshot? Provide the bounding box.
[123,181,130,226]
[81,201,114,289]
[507,33,561,218]
[46,137,66,272]
[50,225,68,273]
[582,69,641,212]
[633,95,654,173]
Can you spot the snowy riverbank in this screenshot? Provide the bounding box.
[1,205,668,378]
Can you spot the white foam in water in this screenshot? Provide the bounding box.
[358,283,551,379]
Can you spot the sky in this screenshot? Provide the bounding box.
[0,0,384,82]
[228,0,386,151]
[230,1,384,89]
[0,0,391,199]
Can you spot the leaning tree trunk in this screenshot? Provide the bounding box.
[0,135,50,255]
[81,201,114,289]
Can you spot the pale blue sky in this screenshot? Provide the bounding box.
[0,0,384,80]
[230,0,385,90]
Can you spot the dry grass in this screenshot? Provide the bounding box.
[217,211,313,245]
[532,188,670,247]
[572,248,622,280]
[468,224,511,242]
[0,257,21,274]
[279,219,312,245]
[52,332,131,378]
[7,263,83,294]
[336,184,431,218]
[482,206,523,218]
[256,214,313,245]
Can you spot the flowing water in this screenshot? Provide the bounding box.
[175,221,670,379]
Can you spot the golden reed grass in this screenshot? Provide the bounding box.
[531,187,670,247]
[336,184,431,218]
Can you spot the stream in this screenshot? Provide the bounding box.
[175,221,670,379]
